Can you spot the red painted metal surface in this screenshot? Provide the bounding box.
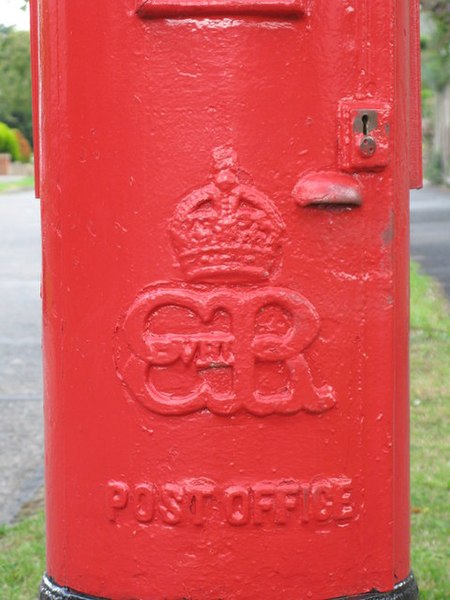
[33,0,421,598]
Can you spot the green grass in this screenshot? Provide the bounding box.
[0,176,34,193]
[410,262,450,599]
[0,511,45,599]
[0,262,448,599]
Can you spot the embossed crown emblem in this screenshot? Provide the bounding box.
[169,148,285,283]
[115,146,336,417]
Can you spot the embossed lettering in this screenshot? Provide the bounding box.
[312,481,336,522]
[187,481,216,526]
[106,481,129,521]
[333,479,355,522]
[299,483,311,523]
[116,287,335,416]
[104,477,358,528]
[253,484,276,525]
[159,484,184,525]
[224,486,251,526]
[134,483,155,523]
[275,483,300,524]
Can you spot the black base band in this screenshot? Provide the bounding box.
[40,572,419,600]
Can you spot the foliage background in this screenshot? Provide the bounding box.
[420,1,450,184]
[0,24,32,147]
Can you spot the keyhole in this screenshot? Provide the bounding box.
[362,114,369,136]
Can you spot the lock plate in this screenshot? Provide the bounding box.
[338,101,392,172]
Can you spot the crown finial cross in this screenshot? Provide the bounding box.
[213,146,238,192]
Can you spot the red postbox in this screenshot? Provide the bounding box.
[32,1,422,598]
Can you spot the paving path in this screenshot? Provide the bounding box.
[0,185,448,524]
[0,189,43,524]
[410,185,450,297]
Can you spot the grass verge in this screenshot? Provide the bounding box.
[0,262,448,599]
[410,262,450,598]
[0,176,35,193]
[0,511,45,599]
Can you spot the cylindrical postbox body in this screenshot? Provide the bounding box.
[33,1,421,598]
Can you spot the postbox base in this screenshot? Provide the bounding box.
[40,572,419,600]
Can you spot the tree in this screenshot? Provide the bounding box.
[0,27,33,146]
[421,2,450,183]
[0,121,20,161]
[421,2,450,92]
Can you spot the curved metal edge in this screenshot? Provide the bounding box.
[334,573,419,600]
[40,572,418,600]
[40,575,108,600]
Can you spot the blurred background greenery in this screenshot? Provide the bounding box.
[421,1,450,185]
[0,22,32,164]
